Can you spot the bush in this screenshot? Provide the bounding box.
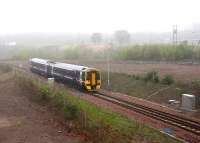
[135,75,141,80]
[39,86,52,100]
[63,103,79,120]
[143,71,159,83]
[52,91,65,108]
[0,64,12,73]
[162,74,174,85]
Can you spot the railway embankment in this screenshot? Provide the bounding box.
[0,65,81,143]
[14,70,181,143]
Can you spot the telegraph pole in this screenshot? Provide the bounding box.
[172,25,178,45]
[107,52,110,87]
[107,44,110,88]
[106,42,113,89]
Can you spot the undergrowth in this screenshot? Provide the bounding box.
[0,63,12,74]
[143,71,160,83]
[162,74,174,85]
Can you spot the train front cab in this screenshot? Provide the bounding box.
[82,69,101,91]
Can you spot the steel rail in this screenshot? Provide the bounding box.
[93,92,200,135]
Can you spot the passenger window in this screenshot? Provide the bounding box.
[96,72,100,80]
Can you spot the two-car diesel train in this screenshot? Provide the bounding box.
[29,58,101,91]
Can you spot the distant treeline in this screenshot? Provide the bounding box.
[111,44,200,61]
[10,44,200,62]
[11,45,104,60]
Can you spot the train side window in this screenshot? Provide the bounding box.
[96,72,100,80]
[82,72,85,81]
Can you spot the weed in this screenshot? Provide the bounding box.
[135,75,141,80]
[52,91,65,108]
[63,103,79,120]
[0,64,12,73]
[162,74,174,85]
[143,71,160,83]
[39,85,52,100]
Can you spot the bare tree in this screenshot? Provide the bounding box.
[91,33,102,44]
[114,30,130,45]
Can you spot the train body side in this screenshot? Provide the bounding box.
[29,58,48,75]
[29,58,101,91]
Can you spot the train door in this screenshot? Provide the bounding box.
[47,64,53,77]
[91,72,96,86]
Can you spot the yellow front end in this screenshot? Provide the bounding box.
[84,69,101,91]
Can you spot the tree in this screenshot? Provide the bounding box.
[114,30,130,45]
[91,33,102,44]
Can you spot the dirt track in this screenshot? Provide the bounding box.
[0,73,80,143]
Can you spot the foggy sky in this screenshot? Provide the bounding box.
[0,0,200,34]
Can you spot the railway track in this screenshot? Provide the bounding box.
[92,92,200,136]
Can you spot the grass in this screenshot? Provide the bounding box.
[101,71,186,103]
[101,71,200,104]
[14,71,180,143]
[0,63,12,74]
[143,71,160,83]
[101,72,168,98]
[162,74,174,85]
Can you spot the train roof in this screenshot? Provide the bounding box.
[54,62,87,71]
[30,58,98,71]
[30,58,49,64]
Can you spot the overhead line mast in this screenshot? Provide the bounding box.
[172,25,178,45]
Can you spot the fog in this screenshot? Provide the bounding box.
[0,0,200,34]
[1,0,200,61]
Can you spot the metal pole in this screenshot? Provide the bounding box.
[107,50,110,88]
[107,43,112,89]
[172,25,178,45]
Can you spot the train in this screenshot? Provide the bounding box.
[29,58,101,91]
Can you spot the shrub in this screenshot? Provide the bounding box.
[52,91,65,108]
[143,71,159,83]
[0,64,12,73]
[135,75,141,80]
[39,86,52,100]
[162,74,174,85]
[63,103,79,120]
